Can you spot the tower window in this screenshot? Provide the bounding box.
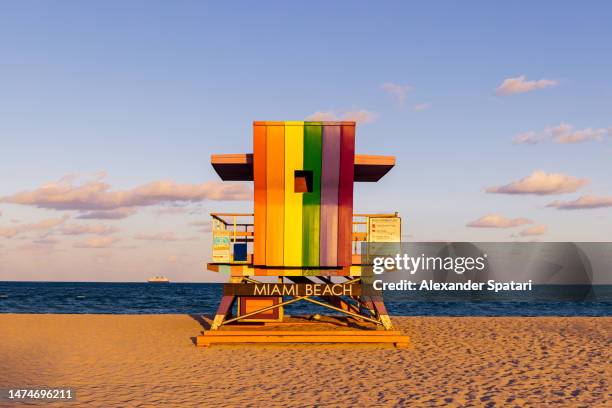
[294,170,313,193]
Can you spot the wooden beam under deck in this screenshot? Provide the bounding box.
[197,327,409,347]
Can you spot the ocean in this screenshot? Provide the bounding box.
[0,282,611,316]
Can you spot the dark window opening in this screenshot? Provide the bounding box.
[294,170,313,193]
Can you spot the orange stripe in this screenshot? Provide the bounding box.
[265,124,285,266]
[253,123,267,265]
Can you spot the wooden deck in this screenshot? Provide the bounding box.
[196,316,410,348]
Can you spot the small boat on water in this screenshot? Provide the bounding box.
[147,276,170,283]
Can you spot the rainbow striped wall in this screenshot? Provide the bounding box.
[253,121,355,270]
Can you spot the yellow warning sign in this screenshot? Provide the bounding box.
[368,217,401,242]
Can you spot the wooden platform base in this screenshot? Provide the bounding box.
[196,316,410,348]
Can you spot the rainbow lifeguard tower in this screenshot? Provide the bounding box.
[198,121,409,347]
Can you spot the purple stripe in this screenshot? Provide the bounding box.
[319,125,341,266]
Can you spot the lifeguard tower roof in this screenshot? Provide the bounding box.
[211,153,395,182]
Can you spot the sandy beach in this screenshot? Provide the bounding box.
[1,314,609,407]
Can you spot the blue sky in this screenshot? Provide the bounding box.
[1,1,611,281]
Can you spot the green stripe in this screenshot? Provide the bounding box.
[302,122,322,266]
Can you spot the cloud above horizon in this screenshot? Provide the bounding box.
[413,103,431,112]
[76,208,137,220]
[381,82,413,106]
[495,75,558,95]
[512,131,542,145]
[305,110,378,124]
[519,225,547,236]
[547,195,612,210]
[73,236,120,249]
[60,224,119,236]
[0,174,252,216]
[134,232,197,241]
[550,123,609,144]
[513,123,610,145]
[0,215,122,249]
[486,170,589,195]
[466,214,532,228]
[0,215,69,238]
[189,220,212,233]
[153,207,190,216]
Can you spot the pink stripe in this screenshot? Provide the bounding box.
[319,125,341,266]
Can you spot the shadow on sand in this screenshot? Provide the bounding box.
[188,314,213,345]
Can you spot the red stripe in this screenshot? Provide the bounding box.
[337,123,355,266]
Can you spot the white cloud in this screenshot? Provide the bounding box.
[512,131,542,145]
[548,123,608,144]
[61,224,119,236]
[33,236,60,245]
[189,220,212,233]
[77,208,137,219]
[73,236,120,249]
[513,123,610,145]
[413,103,431,112]
[305,110,378,124]
[486,170,589,195]
[134,232,197,241]
[342,110,379,124]
[496,75,558,95]
[153,207,189,216]
[467,214,532,228]
[0,173,252,214]
[519,225,547,236]
[381,82,413,106]
[0,226,19,238]
[305,111,337,121]
[26,216,69,230]
[0,215,69,238]
[17,242,59,253]
[547,195,612,210]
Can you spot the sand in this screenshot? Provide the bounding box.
[0,315,610,407]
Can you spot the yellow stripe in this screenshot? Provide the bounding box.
[283,121,304,266]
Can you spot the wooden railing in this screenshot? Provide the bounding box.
[210,212,398,251]
[210,213,254,243]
